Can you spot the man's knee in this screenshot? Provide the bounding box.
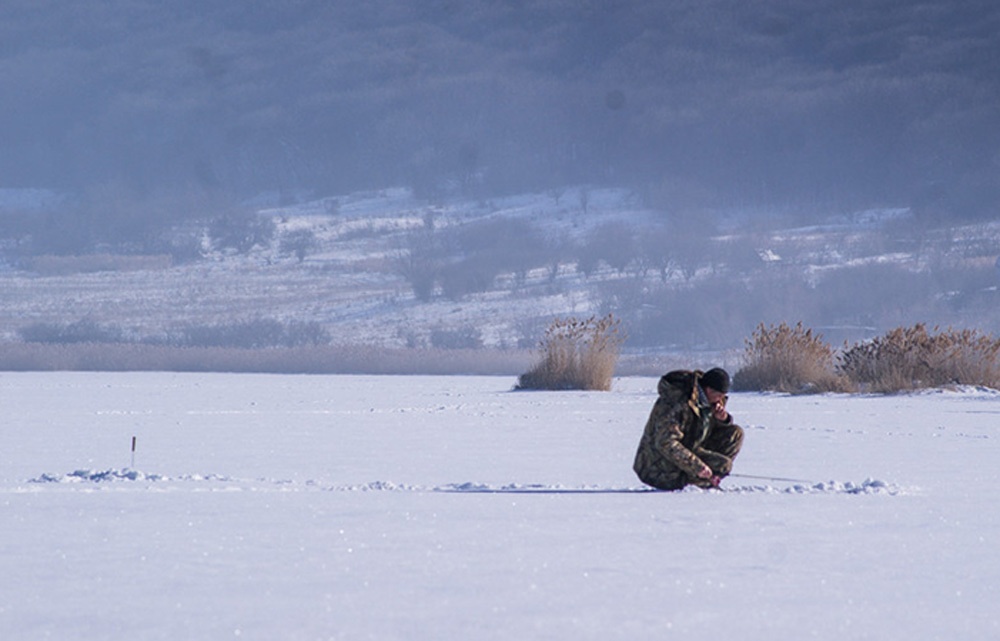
[698,424,744,477]
[711,423,744,459]
[728,424,744,456]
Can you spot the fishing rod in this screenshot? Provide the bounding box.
[728,472,815,484]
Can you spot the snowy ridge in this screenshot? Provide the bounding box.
[25,469,905,495]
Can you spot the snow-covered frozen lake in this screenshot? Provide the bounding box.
[2,372,998,640]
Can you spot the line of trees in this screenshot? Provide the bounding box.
[19,317,331,350]
[0,195,327,265]
[394,215,735,303]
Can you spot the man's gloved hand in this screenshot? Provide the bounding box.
[698,466,722,488]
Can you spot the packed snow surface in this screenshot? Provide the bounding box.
[2,372,998,640]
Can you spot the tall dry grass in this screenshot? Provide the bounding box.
[515,314,625,391]
[733,322,850,393]
[838,324,1000,392]
[735,321,1000,393]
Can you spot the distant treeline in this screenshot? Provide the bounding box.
[0,343,535,376]
[16,316,522,353]
[19,318,332,350]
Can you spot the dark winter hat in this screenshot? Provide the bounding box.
[701,367,730,393]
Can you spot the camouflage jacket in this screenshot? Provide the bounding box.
[633,370,734,488]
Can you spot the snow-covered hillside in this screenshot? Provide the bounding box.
[0,187,660,348]
[0,185,997,354]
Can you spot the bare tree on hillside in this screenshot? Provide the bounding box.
[395,231,442,301]
[670,211,717,280]
[595,222,635,274]
[279,228,318,262]
[209,212,275,254]
[636,224,674,281]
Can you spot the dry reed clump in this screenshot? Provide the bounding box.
[515,314,625,391]
[733,322,850,393]
[838,324,1000,393]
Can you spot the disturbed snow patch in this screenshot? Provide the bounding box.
[29,469,253,487]
[25,473,647,494]
[724,478,905,495]
[31,469,166,483]
[26,470,903,496]
[334,480,425,492]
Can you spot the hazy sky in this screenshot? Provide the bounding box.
[2,0,999,216]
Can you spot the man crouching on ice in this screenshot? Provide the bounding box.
[633,368,744,490]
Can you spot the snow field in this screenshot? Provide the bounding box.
[1,372,998,640]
